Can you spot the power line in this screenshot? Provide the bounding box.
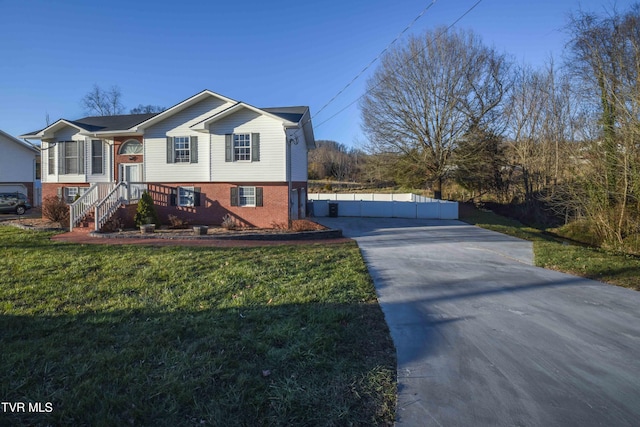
[313,0,437,119]
[311,0,485,133]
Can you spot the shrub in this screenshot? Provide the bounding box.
[221,214,238,230]
[42,195,69,228]
[100,216,125,233]
[167,214,190,229]
[134,191,160,227]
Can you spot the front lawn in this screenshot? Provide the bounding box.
[0,226,396,426]
[460,204,640,291]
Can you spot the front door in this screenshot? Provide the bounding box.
[120,163,144,201]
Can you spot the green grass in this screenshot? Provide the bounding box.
[0,226,396,426]
[459,205,640,291]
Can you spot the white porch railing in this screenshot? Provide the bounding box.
[94,182,129,232]
[69,181,148,232]
[69,183,115,231]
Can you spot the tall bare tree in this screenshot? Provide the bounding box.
[561,4,640,248]
[81,84,125,116]
[361,27,510,198]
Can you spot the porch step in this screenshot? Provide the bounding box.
[74,212,95,230]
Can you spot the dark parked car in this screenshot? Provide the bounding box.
[0,192,32,215]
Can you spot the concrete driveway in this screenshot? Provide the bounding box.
[317,217,640,426]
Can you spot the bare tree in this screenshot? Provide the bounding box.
[129,104,165,114]
[361,27,510,199]
[81,84,125,116]
[560,4,640,248]
[308,140,359,182]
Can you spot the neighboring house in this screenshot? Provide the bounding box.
[0,129,40,206]
[21,89,315,229]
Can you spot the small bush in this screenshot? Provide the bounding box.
[221,214,238,230]
[100,216,125,233]
[167,214,190,229]
[554,220,603,247]
[42,195,69,228]
[134,192,160,227]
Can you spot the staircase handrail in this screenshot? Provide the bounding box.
[94,182,129,231]
[69,183,114,231]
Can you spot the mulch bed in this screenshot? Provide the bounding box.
[2,216,349,247]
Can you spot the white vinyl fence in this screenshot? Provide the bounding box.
[307,193,458,219]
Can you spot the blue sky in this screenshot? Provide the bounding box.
[0,0,627,148]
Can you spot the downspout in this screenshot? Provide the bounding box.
[285,126,301,225]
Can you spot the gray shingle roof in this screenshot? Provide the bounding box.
[262,107,308,123]
[23,113,159,136]
[67,113,159,132]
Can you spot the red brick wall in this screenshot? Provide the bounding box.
[145,182,290,228]
[42,180,306,229]
[41,183,91,202]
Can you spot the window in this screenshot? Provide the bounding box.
[174,137,190,163]
[47,145,55,175]
[239,186,255,206]
[231,186,263,207]
[234,134,251,161]
[91,140,103,175]
[167,136,198,163]
[63,187,88,203]
[58,141,84,175]
[225,133,260,162]
[170,186,200,207]
[119,139,143,154]
[64,187,78,203]
[178,186,195,207]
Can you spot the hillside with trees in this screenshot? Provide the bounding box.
[309,3,640,254]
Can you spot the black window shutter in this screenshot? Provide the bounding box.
[194,187,201,206]
[166,137,174,163]
[78,141,85,174]
[190,136,198,163]
[170,187,177,206]
[251,133,260,161]
[230,187,238,206]
[58,142,65,174]
[225,134,232,162]
[256,187,263,207]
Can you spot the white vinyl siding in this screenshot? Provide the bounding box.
[211,109,286,182]
[288,128,309,182]
[145,97,233,182]
[0,132,38,184]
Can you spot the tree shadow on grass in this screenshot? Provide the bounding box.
[1,302,396,427]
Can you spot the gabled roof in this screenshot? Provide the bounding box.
[132,89,237,131]
[20,89,313,144]
[0,129,40,153]
[261,107,308,124]
[190,102,305,131]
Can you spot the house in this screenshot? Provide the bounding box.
[0,129,40,206]
[20,89,315,230]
